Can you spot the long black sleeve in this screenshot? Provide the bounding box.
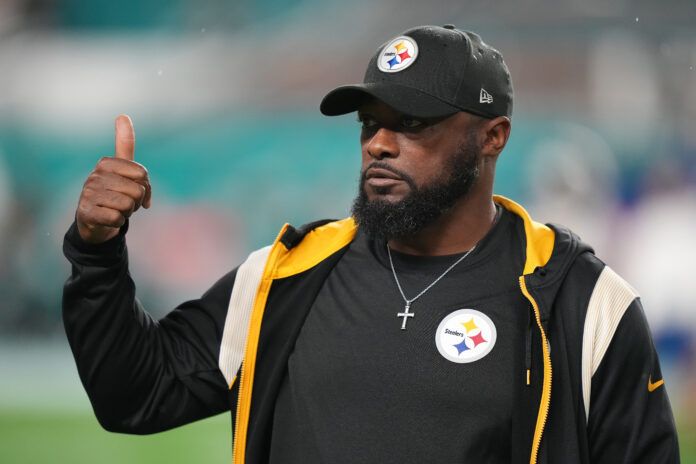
[587,298,680,463]
[62,218,235,434]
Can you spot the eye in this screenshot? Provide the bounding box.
[400,117,423,129]
[357,114,378,129]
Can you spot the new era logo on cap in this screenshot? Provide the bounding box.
[480,88,493,104]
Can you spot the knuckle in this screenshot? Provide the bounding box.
[106,209,123,225]
[77,202,94,220]
[132,161,149,180]
[96,156,111,169]
[86,172,102,186]
[82,184,95,198]
[82,185,97,200]
[83,172,95,187]
[80,186,93,201]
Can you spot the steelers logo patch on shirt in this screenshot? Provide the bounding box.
[377,36,418,73]
[435,309,497,363]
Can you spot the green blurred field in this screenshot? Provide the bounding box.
[0,410,230,464]
[1,409,695,463]
[681,423,696,464]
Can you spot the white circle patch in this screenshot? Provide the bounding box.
[435,309,497,363]
[377,36,418,73]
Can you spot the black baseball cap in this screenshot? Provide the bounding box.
[320,24,513,119]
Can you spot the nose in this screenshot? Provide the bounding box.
[365,127,399,160]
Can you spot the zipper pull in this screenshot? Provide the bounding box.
[525,304,533,386]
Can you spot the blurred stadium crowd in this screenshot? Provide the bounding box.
[0,0,695,462]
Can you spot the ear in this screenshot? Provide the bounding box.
[480,116,511,159]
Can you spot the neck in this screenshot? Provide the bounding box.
[387,192,497,256]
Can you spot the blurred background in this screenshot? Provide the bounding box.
[0,0,695,462]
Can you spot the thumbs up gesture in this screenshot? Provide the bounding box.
[75,115,152,244]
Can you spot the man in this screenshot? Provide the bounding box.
[62,25,679,463]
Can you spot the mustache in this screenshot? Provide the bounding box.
[360,161,418,189]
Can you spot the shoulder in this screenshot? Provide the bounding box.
[273,217,357,279]
[566,252,644,420]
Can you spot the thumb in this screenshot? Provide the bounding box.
[114,114,135,160]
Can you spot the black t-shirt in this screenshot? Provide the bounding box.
[269,205,530,463]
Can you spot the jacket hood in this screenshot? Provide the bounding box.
[527,222,594,321]
[492,195,596,321]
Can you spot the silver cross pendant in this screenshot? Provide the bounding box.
[397,302,414,330]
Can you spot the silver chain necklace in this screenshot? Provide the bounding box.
[388,244,476,330]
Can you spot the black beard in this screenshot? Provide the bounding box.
[351,136,481,240]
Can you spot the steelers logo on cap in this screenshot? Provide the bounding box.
[435,309,497,363]
[377,36,418,73]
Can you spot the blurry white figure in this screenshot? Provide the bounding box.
[589,30,661,155]
[525,123,620,263]
[619,187,696,332]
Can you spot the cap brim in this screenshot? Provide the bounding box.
[320,83,461,118]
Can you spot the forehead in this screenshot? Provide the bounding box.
[356,97,403,116]
[357,97,474,132]
[357,98,451,124]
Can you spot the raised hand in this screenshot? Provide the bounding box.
[75,115,152,244]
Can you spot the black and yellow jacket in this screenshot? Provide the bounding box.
[62,195,679,464]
